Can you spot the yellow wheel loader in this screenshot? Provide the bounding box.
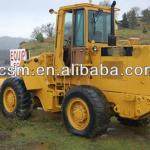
[0,1,150,137]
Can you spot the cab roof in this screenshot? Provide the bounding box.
[60,3,111,11]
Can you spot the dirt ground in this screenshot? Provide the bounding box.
[0,109,149,150]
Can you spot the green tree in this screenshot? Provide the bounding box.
[121,13,129,28]
[36,33,44,42]
[127,9,138,29]
[31,27,44,42]
[132,7,140,17]
[143,27,148,34]
[41,23,54,38]
[142,8,150,23]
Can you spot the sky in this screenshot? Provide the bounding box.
[0,0,149,38]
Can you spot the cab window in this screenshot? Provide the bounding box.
[74,9,84,47]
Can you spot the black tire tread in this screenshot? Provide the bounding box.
[62,85,111,137]
[0,77,32,120]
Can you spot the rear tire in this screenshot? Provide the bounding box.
[117,116,150,127]
[62,86,111,137]
[0,77,32,120]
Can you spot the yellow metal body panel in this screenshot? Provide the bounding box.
[18,3,150,120]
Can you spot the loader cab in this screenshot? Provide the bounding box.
[54,3,114,68]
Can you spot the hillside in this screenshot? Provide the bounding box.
[20,28,150,57]
[117,28,150,45]
[0,36,28,50]
[0,36,28,66]
[0,50,9,66]
[20,39,54,57]
[117,17,150,44]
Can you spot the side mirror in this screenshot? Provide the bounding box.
[108,35,116,46]
[49,9,57,14]
[49,9,54,14]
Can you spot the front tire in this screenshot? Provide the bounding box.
[0,77,32,120]
[62,86,111,137]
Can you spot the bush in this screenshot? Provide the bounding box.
[36,33,44,42]
[143,27,148,34]
[121,13,129,28]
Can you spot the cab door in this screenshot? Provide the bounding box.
[71,9,85,64]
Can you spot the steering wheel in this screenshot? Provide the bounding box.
[64,39,71,49]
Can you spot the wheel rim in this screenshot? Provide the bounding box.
[67,98,90,131]
[3,87,17,113]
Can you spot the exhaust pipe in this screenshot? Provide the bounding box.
[111,1,116,35]
[108,1,117,46]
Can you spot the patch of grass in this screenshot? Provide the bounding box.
[0,110,149,150]
[117,28,150,45]
[141,39,150,45]
[20,39,54,57]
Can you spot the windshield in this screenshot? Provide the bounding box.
[88,10,111,43]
